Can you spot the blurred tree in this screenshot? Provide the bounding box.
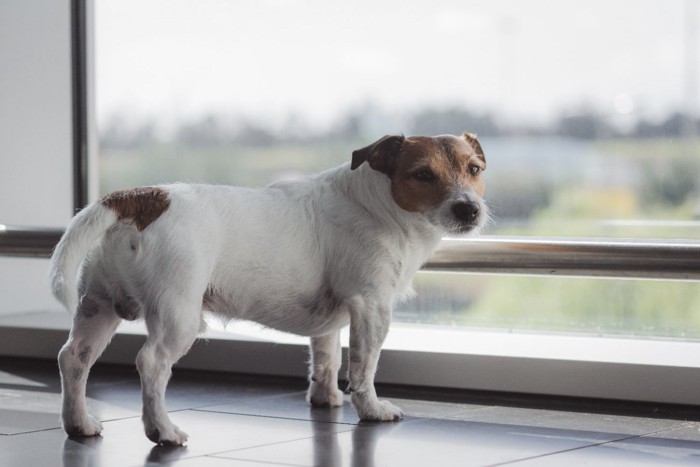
[633,113,700,138]
[487,176,552,220]
[175,114,229,147]
[641,156,699,206]
[100,113,155,149]
[556,112,616,139]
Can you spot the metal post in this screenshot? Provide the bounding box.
[71,0,89,212]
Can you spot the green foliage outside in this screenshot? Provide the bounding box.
[100,141,358,192]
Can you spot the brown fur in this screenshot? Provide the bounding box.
[101,187,171,231]
[389,134,486,213]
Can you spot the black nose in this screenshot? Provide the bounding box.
[452,202,480,223]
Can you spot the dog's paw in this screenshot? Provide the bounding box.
[353,395,404,422]
[366,400,404,422]
[145,423,188,446]
[64,413,103,438]
[307,384,345,407]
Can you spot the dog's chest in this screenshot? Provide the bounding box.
[393,235,440,300]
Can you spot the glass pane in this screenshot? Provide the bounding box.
[96,0,700,239]
[95,0,700,339]
[0,1,74,320]
[398,272,700,339]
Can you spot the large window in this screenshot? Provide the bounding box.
[95,0,699,339]
[0,0,73,316]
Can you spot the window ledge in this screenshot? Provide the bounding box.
[2,310,699,406]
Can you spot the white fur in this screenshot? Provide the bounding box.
[51,161,486,445]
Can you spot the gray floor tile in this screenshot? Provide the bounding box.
[507,423,700,466]
[0,429,88,467]
[0,409,353,467]
[0,406,62,435]
[214,415,635,467]
[84,372,297,416]
[193,389,476,426]
[2,358,698,467]
[391,396,493,421]
[459,405,688,436]
[195,391,365,425]
[0,381,138,435]
[650,422,700,442]
[0,358,303,434]
[169,457,295,466]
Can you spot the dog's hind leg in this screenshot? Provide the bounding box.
[136,293,201,446]
[307,331,344,407]
[58,294,121,437]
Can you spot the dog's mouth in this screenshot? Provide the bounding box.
[446,221,482,236]
[455,222,480,233]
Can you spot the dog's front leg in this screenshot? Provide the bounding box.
[348,306,403,421]
[307,331,344,407]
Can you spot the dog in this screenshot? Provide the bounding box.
[49,132,488,445]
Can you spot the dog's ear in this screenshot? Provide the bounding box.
[351,135,405,175]
[463,132,485,161]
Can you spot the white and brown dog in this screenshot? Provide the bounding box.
[50,133,488,445]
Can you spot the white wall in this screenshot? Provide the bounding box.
[0,0,74,314]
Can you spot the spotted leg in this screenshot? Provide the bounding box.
[58,295,121,437]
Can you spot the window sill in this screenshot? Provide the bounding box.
[1,310,699,406]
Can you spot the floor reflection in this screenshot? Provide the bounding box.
[145,444,189,465]
[62,436,102,467]
[310,405,397,467]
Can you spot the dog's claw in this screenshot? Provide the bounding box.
[64,414,103,438]
[307,385,345,407]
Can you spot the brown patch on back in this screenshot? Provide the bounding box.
[101,187,171,231]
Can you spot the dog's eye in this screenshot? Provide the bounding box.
[413,170,436,182]
[469,165,482,175]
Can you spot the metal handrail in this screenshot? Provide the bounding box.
[0,225,63,258]
[426,237,700,280]
[2,225,699,281]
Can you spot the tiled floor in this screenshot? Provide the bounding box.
[1,358,700,466]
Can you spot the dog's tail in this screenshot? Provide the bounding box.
[49,202,117,313]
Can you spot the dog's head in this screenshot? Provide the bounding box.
[351,133,488,235]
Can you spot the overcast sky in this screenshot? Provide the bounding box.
[95,0,698,130]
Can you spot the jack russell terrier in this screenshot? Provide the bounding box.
[50,132,488,445]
